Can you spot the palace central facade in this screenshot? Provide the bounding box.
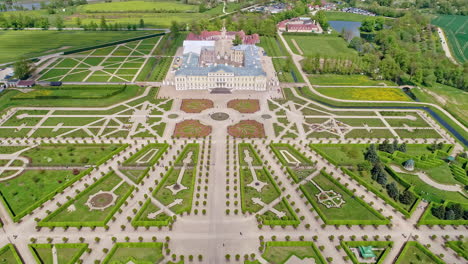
[174,28,269,91]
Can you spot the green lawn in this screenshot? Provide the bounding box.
[262,241,326,264]
[284,35,357,57]
[257,36,287,57]
[0,31,155,63]
[316,87,412,101]
[395,242,444,264]
[21,144,122,166]
[309,74,396,86]
[238,143,262,166]
[132,198,173,226]
[0,170,77,218]
[103,243,164,264]
[78,0,198,12]
[0,244,21,264]
[29,243,88,264]
[240,167,280,213]
[272,58,304,83]
[311,144,367,166]
[446,240,468,260]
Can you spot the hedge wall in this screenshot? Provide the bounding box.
[122,143,169,167]
[131,199,172,227]
[261,197,300,226]
[445,241,468,260]
[29,243,88,264]
[418,201,468,226]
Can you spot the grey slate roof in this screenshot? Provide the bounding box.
[175,45,266,77]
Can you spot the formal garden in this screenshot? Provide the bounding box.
[394,242,445,264]
[180,99,214,113]
[39,170,134,227]
[227,99,260,113]
[121,143,169,183]
[173,120,212,138]
[102,242,164,264]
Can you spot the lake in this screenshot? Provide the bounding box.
[329,20,362,39]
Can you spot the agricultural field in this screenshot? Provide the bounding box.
[284,35,357,57]
[315,87,412,101]
[37,36,162,83]
[432,15,467,63]
[0,31,156,64]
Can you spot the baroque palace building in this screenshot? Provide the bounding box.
[173,27,270,91]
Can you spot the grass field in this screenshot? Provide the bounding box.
[0,85,143,113]
[29,243,88,264]
[309,74,396,86]
[0,244,21,264]
[432,15,467,63]
[78,1,198,12]
[272,58,304,83]
[257,36,288,57]
[315,87,412,101]
[0,31,155,63]
[103,243,164,264]
[412,83,468,127]
[284,35,357,57]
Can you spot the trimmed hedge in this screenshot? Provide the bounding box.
[0,244,22,264]
[445,240,468,260]
[300,170,389,225]
[418,201,468,226]
[29,243,88,264]
[395,241,445,264]
[102,242,164,264]
[63,33,165,55]
[263,241,327,264]
[238,143,262,166]
[261,197,300,226]
[341,241,393,264]
[38,171,134,227]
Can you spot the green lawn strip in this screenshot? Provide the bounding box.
[0,85,143,114]
[174,143,199,166]
[345,129,395,138]
[0,244,22,264]
[300,170,388,225]
[79,1,198,12]
[39,171,134,227]
[395,241,445,264]
[41,117,103,127]
[153,33,187,56]
[0,31,157,64]
[271,58,304,83]
[383,114,431,127]
[315,87,411,101]
[136,57,156,81]
[257,36,287,57]
[240,167,281,214]
[148,57,173,81]
[445,240,468,260]
[293,87,467,147]
[12,87,125,100]
[0,146,27,154]
[262,241,326,264]
[336,118,386,127]
[29,243,88,264]
[119,169,147,184]
[21,144,125,166]
[341,241,393,264]
[102,242,164,264]
[395,129,442,139]
[132,198,173,227]
[308,74,396,86]
[123,143,169,166]
[238,143,262,166]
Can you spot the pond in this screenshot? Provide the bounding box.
[329,20,362,39]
